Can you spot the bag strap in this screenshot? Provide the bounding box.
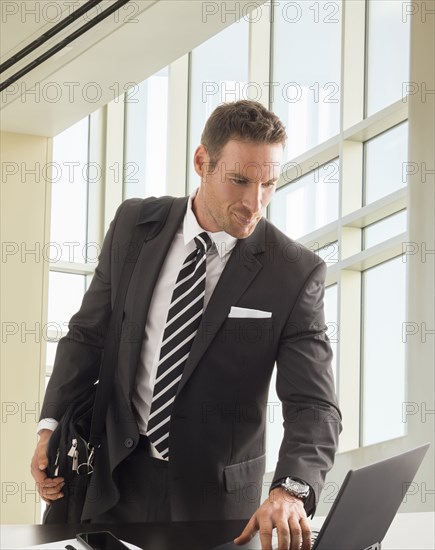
[89,197,175,449]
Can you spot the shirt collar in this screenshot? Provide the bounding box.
[183,189,237,259]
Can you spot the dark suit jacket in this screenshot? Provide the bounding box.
[40,195,342,521]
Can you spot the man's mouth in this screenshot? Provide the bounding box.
[233,212,256,226]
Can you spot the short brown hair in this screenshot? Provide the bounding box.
[200,100,287,169]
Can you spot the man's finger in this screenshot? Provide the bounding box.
[39,478,64,489]
[288,515,302,550]
[36,443,49,470]
[38,458,48,470]
[42,493,64,502]
[35,430,52,469]
[42,486,61,497]
[40,481,65,500]
[31,449,65,502]
[299,517,312,550]
[30,454,47,483]
[274,518,290,550]
[258,518,274,550]
[234,514,258,545]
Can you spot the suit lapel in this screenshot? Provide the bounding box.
[122,196,189,390]
[177,219,266,395]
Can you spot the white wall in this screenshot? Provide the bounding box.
[1,132,52,523]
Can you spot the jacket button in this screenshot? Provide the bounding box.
[124,437,134,448]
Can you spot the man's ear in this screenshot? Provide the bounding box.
[193,144,209,178]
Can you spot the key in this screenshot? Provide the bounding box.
[72,450,79,472]
[67,439,77,458]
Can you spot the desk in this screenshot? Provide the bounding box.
[1,513,434,549]
[0,520,246,550]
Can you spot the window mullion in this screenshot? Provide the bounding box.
[342,0,366,129]
[88,108,106,250]
[104,99,125,233]
[337,269,362,452]
[248,4,270,108]
[167,55,190,198]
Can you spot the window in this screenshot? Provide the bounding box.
[363,210,407,249]
[272,0,342,160]
[47,272,86,331]
[124,67,169,198]
[270,160,339,240]
[361,256,406,445]
[266,0,409,455]
[187,19,250,191]
[45,341,58,381]
[47,116,91,381]
[366,0,411,117]
[51,117,89,263]
[364,122,408,205]
[315,241,339,266]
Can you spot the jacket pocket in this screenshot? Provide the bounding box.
[223,453,266,493]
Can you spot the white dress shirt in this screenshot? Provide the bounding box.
[38,190,237,446]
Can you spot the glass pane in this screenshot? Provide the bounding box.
[364,210,407,249]
[364,123,408,205]
[366,0,411,117]
[51,117,89,262]
[188,19,250,191]
[266,367,283,472]
[313,241,339,266]
[362,256,406,445]
[86,273,94,291]
[45,341,59,377]
[324,284,338,388]
[270,159,339,239]
[47,272,86,331]
[272,0,342,161]
[124,67,169,199]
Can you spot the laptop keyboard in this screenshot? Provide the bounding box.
[310,529,320,548]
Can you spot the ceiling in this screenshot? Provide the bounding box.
[0,0,263,137]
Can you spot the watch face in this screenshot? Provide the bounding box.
[283,478,310,497]
[288,481,304,492]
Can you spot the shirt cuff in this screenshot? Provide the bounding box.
[37,418,58,434]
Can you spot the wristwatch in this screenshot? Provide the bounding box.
[280,477,311,502]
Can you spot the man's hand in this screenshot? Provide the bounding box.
[30,429,64,505]
[234,487,311,550]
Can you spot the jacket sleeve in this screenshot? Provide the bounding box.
[272,260,342,516]
[39,202,125,421]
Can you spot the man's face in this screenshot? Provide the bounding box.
[192,139,283,239]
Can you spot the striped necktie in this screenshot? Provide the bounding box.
[147,231,213,459]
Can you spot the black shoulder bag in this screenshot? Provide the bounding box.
[43,197,174,524]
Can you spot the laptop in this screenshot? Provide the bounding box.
[212,443,430,550]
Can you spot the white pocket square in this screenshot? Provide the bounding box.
[228,306,272,319]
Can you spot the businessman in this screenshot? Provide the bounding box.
[31,100,341,550]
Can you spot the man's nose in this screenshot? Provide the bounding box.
[241,185,263,213]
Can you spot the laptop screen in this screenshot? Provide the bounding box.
[313,443,430,550]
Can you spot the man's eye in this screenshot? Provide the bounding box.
[230,178,245,185]
[262,181,276,188]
